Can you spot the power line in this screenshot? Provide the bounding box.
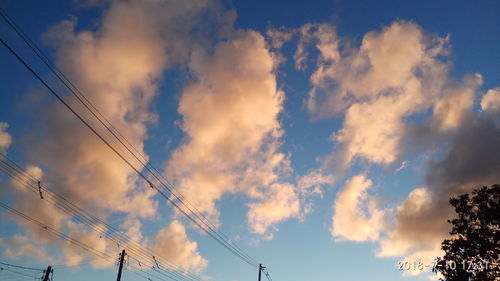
[0,156,205,281]
[0,166,185,280]
[0,201,116,262]
[0,5,235,250]
[0,12,260,266]
[0,8,259,269]
[0,267,43,280]
[0,201,195,281]
[0,261,45,281]
[0,11,258,268]
[263,268,273,281]
[0,262,44,272]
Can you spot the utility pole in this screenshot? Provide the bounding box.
[258,264,263,281]
[42,266,52,281]
[116,249,126,281]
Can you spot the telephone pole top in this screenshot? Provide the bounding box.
[42,266,52,281]
[258,264,265,281]
[116,249,126,281]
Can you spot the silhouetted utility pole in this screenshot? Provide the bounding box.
[116,250,126,281]
[42,266,52,281]
[258,264,264,281]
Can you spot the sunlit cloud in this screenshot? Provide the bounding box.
[2,0,213,270]
[294,19,500,278]
[165,29,306,236]
[0,235,53,263]
[150,220,208,274]
[1,1,498,279]
[481,87,500,113]
[331,174,385,242]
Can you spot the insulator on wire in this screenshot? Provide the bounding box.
[38,181,44,199]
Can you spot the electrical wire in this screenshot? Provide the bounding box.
[0,262,44,272]
[263,269,273,281]
[0,201,116,262]
[0,176,201,281]
[0,4,248,254]
[0,262,44,281]
[0,7,259,268]
[0,9,259,269]
[0,267,42,280]
[0,201,195,281]
[0,155,206,281]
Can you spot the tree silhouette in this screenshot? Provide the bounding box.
[433,184,499,281]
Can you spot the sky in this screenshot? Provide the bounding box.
[0,1,499,281]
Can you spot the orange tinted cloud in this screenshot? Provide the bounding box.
[6,0,211,269]
[166,30,305,236]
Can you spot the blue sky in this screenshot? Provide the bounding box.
[0,1,499,281]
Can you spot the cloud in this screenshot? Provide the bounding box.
[165,29,305,236]
[377,187,447,257]
[3,2,496,277]
[150,220,207,274]
[4,0,306,269]
[294,23,338,71]
[297,170,334,196]
[62,221,110,268]
[5,165,116,268]
[304,21,448,118]
[37,0,184,219]
[377,187,449,280]
[394,161,409,174]
[370,109,500,281]
[481,87,500,113]
[247,183,300,235]
[266,27,293,49]
[332,73,480,168]
[431,74,481,131]
[376,113,500,275]
[0,235,53,263]
[302,21,454,172]
[296,19,500,277]
[4,0,216,269]
[0,122,12,154]
[331,174,385,242]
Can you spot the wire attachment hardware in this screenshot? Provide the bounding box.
[38,181,44,199]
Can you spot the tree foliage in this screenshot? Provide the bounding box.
[433,184,499,281]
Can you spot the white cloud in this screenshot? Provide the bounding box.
[334,88,421,165]
[247,183,300,235]
[432,74,481,131]
[0,235,53,263]
[331,175,385,242]
[150,220,207,274]
[299,21,455,174]
[297,170,334,196]
[62,221,110,268]
[394,161,409,174]
[296,19,500,278]
[481,87,500,113]
[165,30,305,236]
[3,2,497,277]
[294,23,339,71]
[305,21,449,118]
[4,0,214,269]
